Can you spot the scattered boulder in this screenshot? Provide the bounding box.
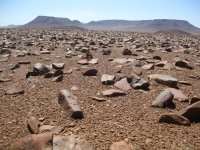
[18,61,31,65]
[89,58,98,64]
[53,70,63,77]
[33,63,50,75]
[101,74,115,85]
[132,66,142,76]
[148,74,178,88]
[102,49,111,55]
[164,48,172,52]
[114,77,131,90]
[102,89,126,97]
[175,60,193,69]
[122,48,132,55]
[159,113,190,126]
[44,71,54,78]
[40,50,51,54]
[112,58,128,65]
[27,116,40,134]
[132,79,149,90]
[152,88,175,108]
[177,101,200,121]
[5,83,24,95]
[10,63,20,70]
[52,75,63,82]
[128,73,140,84]
[52,63,65,70]
[83,69,97,76]
[85,50,93,60]
[13,65,29,80]
[168,88,189,102]
[128,74,149,90]
[142,63,154,70]
[153,56,161,60]
[126,59,143,67]
[65,51,77,58]
[155,61,167,67]
[0,48,11,55]
[190,96,200,105]
[114,73,126,82]
[14,50,27,57]
[58,90,83,119]
[78,59,89,65]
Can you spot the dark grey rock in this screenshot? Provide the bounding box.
[152,89,175,108]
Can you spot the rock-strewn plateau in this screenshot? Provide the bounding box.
[0,27,200,150]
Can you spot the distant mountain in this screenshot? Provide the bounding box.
[22,16,200,34]
[24,16,82,27]
[85,19,200,34]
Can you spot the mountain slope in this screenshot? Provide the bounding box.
[23,16,200,34]
[25,16,82,27]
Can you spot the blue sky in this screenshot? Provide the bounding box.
[0,0,200,27]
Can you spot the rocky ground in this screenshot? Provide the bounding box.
[0,28,200,150]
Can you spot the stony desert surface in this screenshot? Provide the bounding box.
[0,28,200,150]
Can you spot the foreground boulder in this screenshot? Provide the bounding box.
[53,134,94,150]
[12,132,53,150]
[159,113,190,126]
[148,74,178,87]
[177,101,200,121]
[58,90,83,119]
[152,89,175,108]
